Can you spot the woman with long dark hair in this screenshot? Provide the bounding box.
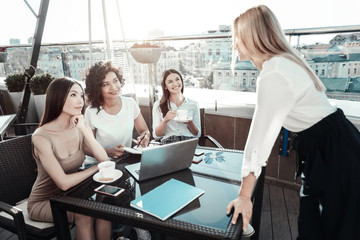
[152,69,200,142]
[28,77,111,240]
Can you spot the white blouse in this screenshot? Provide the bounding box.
[152,98,201,138]
[242,56,337,179]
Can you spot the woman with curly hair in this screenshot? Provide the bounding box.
[84,61,150,160]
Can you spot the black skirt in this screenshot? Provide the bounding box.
[294,108,360,240]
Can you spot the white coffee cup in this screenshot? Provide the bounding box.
[98,161,116,179]
[176,109,188,120]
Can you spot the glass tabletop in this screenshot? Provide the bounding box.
[69,160,241,232]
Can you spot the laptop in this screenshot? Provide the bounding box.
[125,138,198,181]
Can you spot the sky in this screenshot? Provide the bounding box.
[1,0,360,46]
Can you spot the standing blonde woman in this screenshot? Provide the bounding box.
[226,5,360,240]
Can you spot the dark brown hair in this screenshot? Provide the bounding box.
[40,77,84,126]
[84,61,124,111]
[159,69,184,117]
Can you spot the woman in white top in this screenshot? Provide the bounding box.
[227,5,360,240]
[152,69,201,142]
[84,61,150,159]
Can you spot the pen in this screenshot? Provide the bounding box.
[137,134,146,147]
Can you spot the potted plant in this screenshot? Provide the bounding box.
[0,47,8,63]
[30,73,55,120]
[129,42,162,64]
[4,73,25,114]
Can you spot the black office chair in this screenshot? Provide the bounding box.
[198,108,223,148]
[0,135,56,240]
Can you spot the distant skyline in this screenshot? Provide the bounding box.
[1,0,360,45]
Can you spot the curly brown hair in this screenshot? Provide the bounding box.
[84,61,124,111]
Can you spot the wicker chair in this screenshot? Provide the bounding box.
[198,108,223,148]
[0,135,56,240]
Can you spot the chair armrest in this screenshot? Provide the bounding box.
[0,201,28,240]
[204,135,224,149]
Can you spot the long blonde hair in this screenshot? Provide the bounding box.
[231,5,326,91]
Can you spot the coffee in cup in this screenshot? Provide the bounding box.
[98,161,116,180]
[176,109,188,120]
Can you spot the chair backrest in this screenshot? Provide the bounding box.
[0,135,37,205]
[199,108,206,146]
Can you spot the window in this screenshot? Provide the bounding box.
[208,49,212,56]
[216,49,220,55]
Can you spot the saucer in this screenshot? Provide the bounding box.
[173,116,193,122]
[93,169,123,183]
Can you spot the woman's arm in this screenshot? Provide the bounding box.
[226,173,256,230]
[186,103,201,137]
[152,101,176,137]
[155,110,177,137]
[227,71,296,229]
[72,115,108,162]
[33,134,100,191]
[134,113,150,147]
[186,120,199,136]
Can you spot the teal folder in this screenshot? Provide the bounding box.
[130,178,204,221]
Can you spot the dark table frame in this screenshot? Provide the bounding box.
[50,147,266,240]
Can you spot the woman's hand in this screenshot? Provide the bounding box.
[226,195,253,230]
[71,115,86,131]
[163,110,177,123]
[137,132,150,147]
[107,144,125,159]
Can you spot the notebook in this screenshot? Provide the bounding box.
[130,178,204,221]
[138,169,201,217]
[125,138,198,181]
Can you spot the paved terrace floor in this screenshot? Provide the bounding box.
[0,179,300,240]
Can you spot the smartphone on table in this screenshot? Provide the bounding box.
[194,149,204,157]
[94,184,125,197]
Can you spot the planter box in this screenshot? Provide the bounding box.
[8,92,37,122]
[130,48,161,64]
[33,94,46,121]
[0,52,8,63]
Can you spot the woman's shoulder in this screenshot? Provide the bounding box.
[184,97,199,105]
[32,127,52,144]
[266,55,299,69]
[85,105,98,113]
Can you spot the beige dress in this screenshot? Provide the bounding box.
[27,128,85,223]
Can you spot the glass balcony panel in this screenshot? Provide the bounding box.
[1,27,359,124]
